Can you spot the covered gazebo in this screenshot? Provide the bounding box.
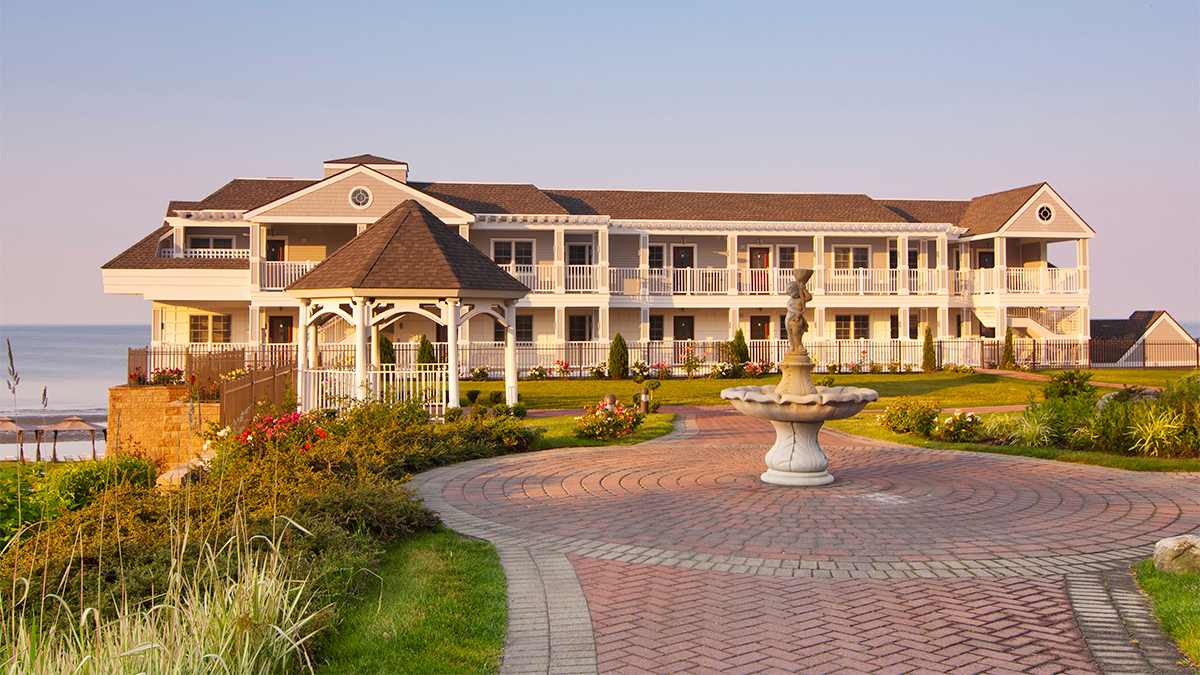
[286,200,530,414]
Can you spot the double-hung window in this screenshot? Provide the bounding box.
[648,245,665,269]
[835,314,869,340]
[493,241,533,266]
[491,316,533,343]
[778,246,796,269]
[189,315,231,343]
[833,247,869,269]
[648,315,664,341]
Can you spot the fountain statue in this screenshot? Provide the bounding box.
[721,269,878,486]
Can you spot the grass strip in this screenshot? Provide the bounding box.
[525,413,677,450]
[316,527,506,675]
[460,372,1047,410]
[826,415,1200,472]
[1133,559,1200,666]
[1040,369,1198,389]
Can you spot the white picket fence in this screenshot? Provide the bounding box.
[299,364,450,418]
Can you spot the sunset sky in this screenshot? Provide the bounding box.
[1,1,1196,325]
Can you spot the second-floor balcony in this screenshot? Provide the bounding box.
[496,264,1084,297]
[156,247,251,259]
[259,261,320,291]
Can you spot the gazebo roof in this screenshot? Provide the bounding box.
[287,200,529,299]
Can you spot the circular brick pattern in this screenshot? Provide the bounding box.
[444,414,1198,564]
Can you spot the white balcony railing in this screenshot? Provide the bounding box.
[823,269,898,295]
[155,248,251,259]
[1007,268,1081,294]
[907,269,941,295]
[609,267,644,295]
[259,261,319,291]
[566,265,598,291]
[500,264,559,292]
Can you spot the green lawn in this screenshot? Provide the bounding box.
[1134,559,1200,665]
[460,372,1047,411]
[1040,368,1198,389]
[524,413,676,450]
[315,527,507,675]
[826,414,1200,472]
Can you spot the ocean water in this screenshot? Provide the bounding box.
[0,325,149,416]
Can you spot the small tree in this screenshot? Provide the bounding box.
[1000,327,1016,370]
[729,329,750,363]
[379,335,396,365]
[608,333,629,379]
[921,325,937,373]
[417,334,437,364]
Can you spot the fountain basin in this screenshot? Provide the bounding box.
[721,384,879,486]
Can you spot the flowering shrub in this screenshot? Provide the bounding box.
[588,362,607,379]
[826,362,841,375]
[133,367,184,386]
[652,362,672,379]
[939,410,982,442]
[554,360,571,378]
[741,361,762,378]
[525,364,548,381]
[758,361,776,375]
[231,411,329,455]
[710,361,736,379]
[880,398,941,437]
[868,361,882,374]
[469,366,490,382]
[942,364,977,374]
[572,399,645,440]
[187,374,221,402]
[679,347,705,379]
[630,360,650,381]
[888,361,901,374]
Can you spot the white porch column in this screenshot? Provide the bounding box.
[504,303,518,405]
[248,307,263,347]
[937,306,950,339]
[1079,306,1090,338]
[554,306,566,342]
[899,306,911,340]
[727,234,739,295]
[936,236,949,294]
[814,307,826,339]
[445,300,461,409]
[897,235,910,295]
[1077,239,1089,292]
[638,233,650,296]
[598,306,610,343]
[249,223,262,290]
[553,228,566,293]
[459,225,471,240]
[597,228,609,294]
[812,235,825,294]
[728,307,738,341]
[297,301,309,411]
[172,225,185,258]
[996,237,1008,296]
[308,316,318,369]
[353,298,368,400]
[640,307,650,342]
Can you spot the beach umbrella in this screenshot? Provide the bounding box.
[0,416,29,464]
[39,416,106,462]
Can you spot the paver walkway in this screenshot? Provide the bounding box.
[413,409,1199,674]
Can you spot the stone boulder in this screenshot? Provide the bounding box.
[1153,535,1200,574]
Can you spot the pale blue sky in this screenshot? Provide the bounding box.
[1,0,1197,324]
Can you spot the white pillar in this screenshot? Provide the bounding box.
[812,235,825,294]
[504,303,518,405]
[899,306,911,340]
[248,307,263,347]
[553,228,566,293]
[814,307,826,339]
[729,307,739,341]
[308,314,319,369]
[1077,239,1089,291]
[445,300,461,409]
[898,235,910,295]
[297,301,309,411]
[172,225,185,258]
[598,306,610,343]
[727,234,739,295]
[996,237,1008,295]
[249,223,262,290]
[936,235,948,294]
[597,228,609,294]
[371,323,380,367]
[554,306,566,342]
[353,298,368,400]
[638,233,650,296]
[640,307,650,342]
[937,306,950,339]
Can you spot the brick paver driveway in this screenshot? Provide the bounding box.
[414,409,1199,674]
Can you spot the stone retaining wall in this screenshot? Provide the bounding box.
[108,385,219,468]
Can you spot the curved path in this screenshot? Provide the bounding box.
[413,408,1199,674]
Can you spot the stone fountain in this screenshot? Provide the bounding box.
[721,269,878,486]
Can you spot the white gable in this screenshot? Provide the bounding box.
[245,166,472,224]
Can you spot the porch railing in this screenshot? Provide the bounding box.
[154,248,251,259]
[299,364,449,417]
[259,261,319,291]
[566,265,598,292]
[499,264,558,292]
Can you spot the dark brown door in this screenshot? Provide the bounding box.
[268,316,293,343]
[750,316,769,341]
[266,240,286,262]
[748,247,770,293]
[673,316,694,341]
[672,247,695,294]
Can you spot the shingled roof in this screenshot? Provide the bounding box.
[877,199,970,225]
[102,225,247,270]
[287,200,529,295]
[410,182,570,216]
[955,183,1044,236]
[324,154,406,165]
[193,179,318,211]
[544,189,908,223]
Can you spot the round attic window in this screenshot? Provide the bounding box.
[349,187,372,209]
[1037,205,1054,223]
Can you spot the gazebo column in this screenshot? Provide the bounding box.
[354,298,368,400]
[504,302,518,405]
[371,323,381,367]
[445,300,461,409]
[308,318,318,369]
